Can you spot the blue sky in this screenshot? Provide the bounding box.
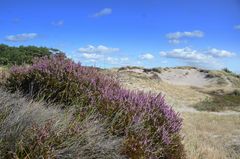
[1,0,240,72]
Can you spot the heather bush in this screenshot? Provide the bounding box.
[5,54,185,158]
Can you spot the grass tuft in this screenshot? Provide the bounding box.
[0,89,124,159]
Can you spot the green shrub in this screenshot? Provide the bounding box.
[0,44,62,66]
[222,68,232,73]
[194,91,240,112]
[118,66,144,71]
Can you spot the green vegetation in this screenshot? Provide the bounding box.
[143,67,163,74]
[0,44,60,66]
[173,66,197,70]
[222,68,232,73]
[194,90,240,112]
[118,66,145,71]
[222,68,240,78]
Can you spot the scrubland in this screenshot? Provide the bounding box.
[0,55,185,159]
[1,56,240,159]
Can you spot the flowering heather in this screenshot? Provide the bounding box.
[5,54,185,158]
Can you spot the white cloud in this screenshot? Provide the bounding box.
[86,59,98,63]
[80,55,129,66]
[52,20,64,26]
[207,48,235,58]
[78,44,127,66]
[78,45,119,54]
[5,33,38,42]
[139,53,154,60]
[166,30,204,44]
[159,47,234,68]
[160,47,212,61]
[92,8,112,17]
[81,53,103,60]
[234,25,240,30]
[166,30,204,39]
[106,57,129,65]
[168,39,181,44]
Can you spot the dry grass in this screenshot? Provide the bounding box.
[182,112,240,159]
[206,70,240,88]
[0,67,8,85]
[0,89,124,159]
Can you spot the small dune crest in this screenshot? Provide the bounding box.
[115,66,240,89]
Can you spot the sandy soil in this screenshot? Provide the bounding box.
[158,68,214,87]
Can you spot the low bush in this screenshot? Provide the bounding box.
[143,67,162,74]
[118,66,144,71]
[194,90,240,112]
[5,54,185,158]
[230,90,240,96]
[222,68,240,79]
[198,69,209,73]
[222,68,232,73]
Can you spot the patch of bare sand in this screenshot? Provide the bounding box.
[115,71,208,107]
[158,68,215,87]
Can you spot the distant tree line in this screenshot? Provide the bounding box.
[0,44,62,66]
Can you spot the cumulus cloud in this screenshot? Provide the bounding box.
[78,45,119,54]
[78,44,128,66]
[234,25,240,30]
[166,30,204,44]
[139,53,154,60]
[81,53,103,60]
[160,47,212,61]
[5,33,38,42]
[92,8,112,17]
[207,48,235,58]
[160,47,235,68]
[106,57,129,65]
[52,20,64,26]
[81,55,129,66]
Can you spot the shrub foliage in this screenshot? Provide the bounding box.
[5,54,185,158]
[0,44,62,66]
